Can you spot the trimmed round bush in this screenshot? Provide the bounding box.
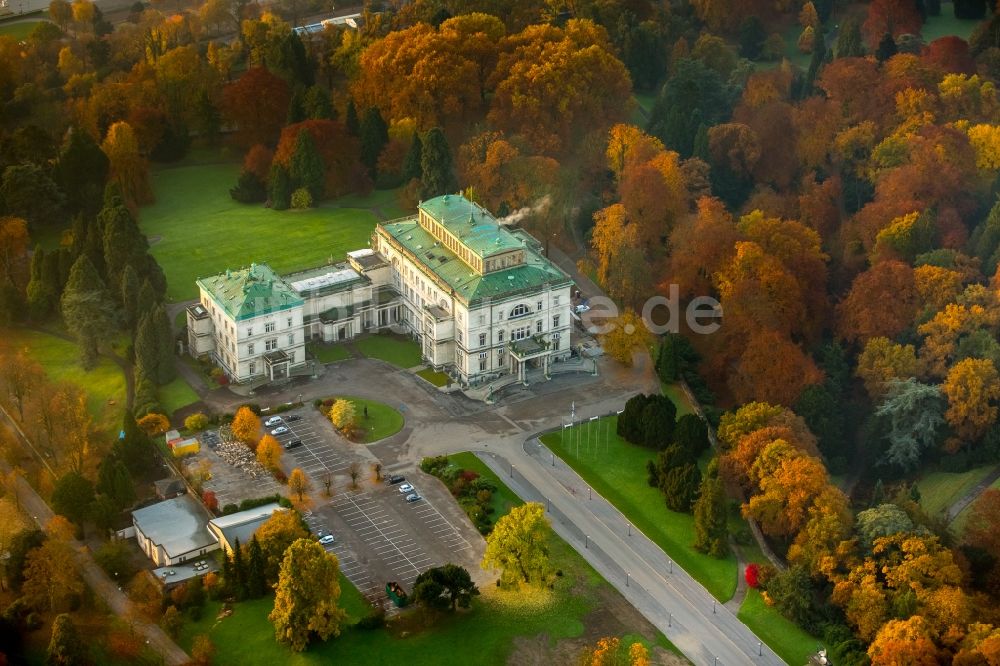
[291,187,313,209]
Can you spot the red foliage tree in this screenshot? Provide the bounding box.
[243,144,274,183]
[836,261,919,344]
[221,67,290,148]
[862,0,923,50]
[923,36,976,75]
[273,120,366,198]
[745,563,760,588]
[202,490,218,513]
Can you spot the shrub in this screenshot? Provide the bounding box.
[202,490,218,513]
[745,563,760,588]
[229,170,267,203]
[356,607,385,630]
[420,455,450,475]
[291,187,313,209]
[184,413,209,432]
[221,503,239,515]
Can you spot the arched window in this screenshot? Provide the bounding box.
[510,304,530,319]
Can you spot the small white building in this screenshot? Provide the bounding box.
[207,502,284,555]
[131,495,219,567]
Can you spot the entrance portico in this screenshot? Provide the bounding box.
[509,338,552,385]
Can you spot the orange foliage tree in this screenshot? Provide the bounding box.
[273,120,363,198]
[221,67,290,148]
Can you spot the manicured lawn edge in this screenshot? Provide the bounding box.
[353,334,422,369]
[738,589,819,666]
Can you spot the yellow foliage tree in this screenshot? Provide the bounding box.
[268,539,346,652]
[855,337,918,399]
[257,434,282,470]
[967,124,1000,171]
[288,468,311,502]
[481,502,551,587]
[101,122,153,207]
[231,406,260,444]
[328,399,356,433]
[598,309,650,367]
[943,358,1000,443]
[136,413,170,437]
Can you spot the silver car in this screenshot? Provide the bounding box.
[270,426,289,436]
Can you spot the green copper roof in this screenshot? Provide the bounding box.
[419,194,523,258]
[197,263,303,322]
[379,218,572,306]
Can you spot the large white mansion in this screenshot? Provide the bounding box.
[188,194,574,386]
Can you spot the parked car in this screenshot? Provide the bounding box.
[319,534,335,545]
[270,426,289,436]
[387,475,405,485]
[264,416,283,427]
[405,493,422,503]
[398,483,414,493]
[286,415,301,422]
[283,439,302,450]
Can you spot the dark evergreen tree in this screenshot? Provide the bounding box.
[70,214,88,259]
[97,456,135,511]
[136,277,158,324]
[8,528,45,591]
[674,414,709,458]
[139,304,175,385]
[230,171,267,203]
[26,246,56,320]
[359,107,389,179]
[648,59,733,158]
[835,18,865,58]
[274,32,314,88]
[288,130,325,201]
[739,16,766,59]
[764,566,816,626]
[231,538,248,600]
[955,0,987,19]
[100,198,148,293]
[618,393,651,444]
[303,85,333,120]
[83,216,106,279]
[132,372,161,417]
[0,163,65,232]
[60,254,117,368]
[116,409,155,475]
[641,395,677,449]
[660,463,701,513]
[269,163,292,211]
[46,613,86,666]
[875,33,898,62]
[926,0,941,14]
[120,264,140,331]
[693,462,728,557]
[620,18,666,91]
[794,382,847,473]
[402,133,423,183]
[194,90,221,146]
[286,86,306,125]
[51,472,95,526]
[799,29,827,98]
[345,99,359,136]
[54,127,109,216]
[247,536,268,599]
[420,128,457,199]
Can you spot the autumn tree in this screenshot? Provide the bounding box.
[836,261,919,344]
[2,348,43,421]
[599,309,651,366]
[288,468,311,502]
[268,538,346,652]
[729,329,823,406]
[482,502,552,587]
[60,254,116,368]
[254,509,308,584]
[743,442,830,538]
[22,516,83,611]
[943,358,1000,444]
[46,613,86,665]
[230,406,260,444]
[856,337,919,400]
[868,616,941,665]
[863,0,923,49]
[257,434,282,470]
[273,120,361,199]
[328,399,356,433]
[101,122,152,207]
[221,67,291,148]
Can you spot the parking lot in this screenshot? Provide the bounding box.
[265,407,361,484]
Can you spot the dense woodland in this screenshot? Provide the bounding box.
[7,0,1000,661]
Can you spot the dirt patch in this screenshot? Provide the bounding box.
[506,583,689,665]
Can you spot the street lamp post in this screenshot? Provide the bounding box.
[626,572,629,587]
[585,534,589,549]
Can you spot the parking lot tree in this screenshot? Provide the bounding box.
[289,468,311,502]
[482,502,552,588]
[371,462,382,483]
[322,472,333,497]
[414,564,479,612]
[256,434,282,470]
[269,538,347,652]
[254,510,310,584]
[231,406,261,445]
[328,399,356,433]
[60,254,116,368]
[46,613,85,665]
[348,462,360,489]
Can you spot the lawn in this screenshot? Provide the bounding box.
[177,456,676,665]
[306,342,352,364]
[140,163,382,301]
[541,415,738,601]
[7,328,126,433]
[416,367,451,387]
[334,396,404,443]
[159,376,200,417]
[0,20,44,40]
[916,464,994,518]
[353,333,422,369]
[738,589,820,666]
[660,382,696,417]
[921,11,981,43]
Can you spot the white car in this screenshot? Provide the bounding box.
[270,426,289,436]
[319,534,335,545]
[398,483,414,493]
[264,416,283,427]
[405,493,422,503]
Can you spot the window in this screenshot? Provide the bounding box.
[498,348,505,365]
[498,330,504,342]
[248,343,255,355]
[479,332,486,347]
[536,300,543,311]
[478,315,485,326]
[265,339,277,351]
[249,362,256,375]
[510,304,529,319]
[536,320,543,333]
[265,322,275,333]
[479,351,488,372]
[247,326,253,336]
[553,315,560,328]
[554,296,560,306]
[287,317,293,327]
[512,326,530,341]
[288,333,294,345]
[289,351,295,362]
[458,330,464,344]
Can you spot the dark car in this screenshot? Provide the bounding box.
[283,439,302,450]
[387,475,405,485]
[286,415,302,422]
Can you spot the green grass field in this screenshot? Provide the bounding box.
[0,20,44,40]
[306,342,352,364]
[353,334,422,369]
[916,464,994,518]
[8,329,126,433]
[921,11,980,43]
[141,163,383,301]
[738,589,820,666]
[178,454,675,665]
[159,376,200,417]
[541,416,738,601]
[660,382,696,417]
[335,396,404,443]
[416,368,451,387]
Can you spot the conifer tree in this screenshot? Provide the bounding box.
[60,254,117,368]
[303,85,332,120]
[247,536,268,598]
[420,128,457,199]
[120,264,140,331]
[54,127,109,215]
[402,133,423,182]
[693,461,728,557]
[359,107,389,178]
[269,164,292,211]
[232,537,248,600]
[288,131,324,201]
[345,99,359,136]
[26,246,55,320]
[100,198,148,293]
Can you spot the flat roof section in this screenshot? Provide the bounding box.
[132,495,216,559]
